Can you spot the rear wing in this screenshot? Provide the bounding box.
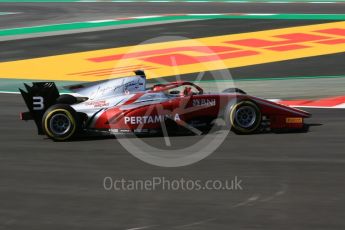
[19,82,60,134]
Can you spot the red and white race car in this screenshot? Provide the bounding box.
[20,70,310,141]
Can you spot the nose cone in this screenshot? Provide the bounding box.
[290,107,311,118]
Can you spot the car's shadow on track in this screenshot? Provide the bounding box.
[271,123,322,134]
[59,123,323,142]
[69,131,198,142]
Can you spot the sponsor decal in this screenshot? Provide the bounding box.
[192,98,216,107]
[286,117,303,123]
[134,129,149,133]
[85,100,109,108]
[94,79,143,96]
[109,128,119,133]
[124,114,181,125]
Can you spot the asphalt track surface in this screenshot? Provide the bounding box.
[1,2,345,230]
[1,94,345,230]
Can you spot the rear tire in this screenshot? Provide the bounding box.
[225,100,261,134]
[42,104,79,141]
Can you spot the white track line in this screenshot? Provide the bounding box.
[125,225,156,230]
[88,19,117,23]
[0,12,20,16]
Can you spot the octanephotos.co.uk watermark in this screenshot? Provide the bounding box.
[103,176,243,191]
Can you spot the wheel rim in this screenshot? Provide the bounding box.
[49,113,72,135]
[234,105,257,128]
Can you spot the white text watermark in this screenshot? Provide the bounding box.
[103,176,243,191]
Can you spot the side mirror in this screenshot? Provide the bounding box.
[134,70,146,78]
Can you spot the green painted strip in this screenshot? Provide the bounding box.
[1,75,345,93]
[0,0,345,2]
[0,0,82,1]
[194,75,345,83]
[1,14,345,37]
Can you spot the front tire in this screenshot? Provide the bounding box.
[42,104,79,141]
[226,100,261,134]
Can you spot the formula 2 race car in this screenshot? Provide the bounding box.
[19,70,310,141]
